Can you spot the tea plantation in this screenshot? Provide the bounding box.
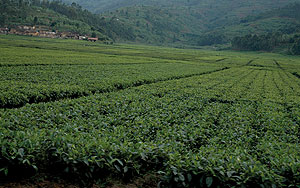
[0,35,299,187]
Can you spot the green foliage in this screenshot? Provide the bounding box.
[216,3,300,51]
[0,0,103,37]
[232,34,281,51]
[0,35,300,187]
[0,0,31,26]
[91,32,96,38]
[100,6,203,44]
[32,0,132,40]
[290,39,300,55]
[229,2,300,53]
[231,33,300,54]
[57,0,300,46]
[196,33,227,46]
[0,0,134,40]
[2,0,300,47]
[241,3,300,24]
[0,35,223,108]
[99,1,300,46]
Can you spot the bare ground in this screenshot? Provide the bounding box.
[0,174,158,188]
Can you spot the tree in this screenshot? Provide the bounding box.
[0,14,6,26]
[290,39,300,55]
[136,20,140,27]
[33,16,38,25]
[232,34,282,51]
[50,21,57,27]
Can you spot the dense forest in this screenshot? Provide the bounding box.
[100,2,300,48]
[59,0,300,36]
[230,3,300,54]
[232,34,300,54]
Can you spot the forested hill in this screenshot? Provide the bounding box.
[59,0,300,29]
[100,6,205,45]
[57,0,300,46]
[229,3,300,54]
[0,0,137,41]
[2,0,300,51]
[97,1,300,46]
[59,0,299,16]
[203,2,300,42]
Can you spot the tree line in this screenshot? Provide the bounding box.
[232,33,300,55]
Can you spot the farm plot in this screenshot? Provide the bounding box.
[0,63,222,108]
[1,66,299,187]
[0,35,233,108]
[0,35,300,187]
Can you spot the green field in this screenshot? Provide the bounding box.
[0,35,299,187]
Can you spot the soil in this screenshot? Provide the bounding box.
[0,174,158,188]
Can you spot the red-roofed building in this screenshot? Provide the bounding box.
[88,37,98,42]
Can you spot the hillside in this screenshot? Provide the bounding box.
[60,0,300,29]
[2,0,300,49]
[99,2,300,46]
[214,3,300,39]
[60,0,300,16]
[0,0,106,38]
[0,0,136,41]
[57,0,300,46]
[226,3,300,54]
[100,6,205,45]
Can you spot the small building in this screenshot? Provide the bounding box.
[79,36,87,40]
[88,37,98,42]
[66,33,78,39]
[59,32,69,38]
[32,32,39,36]
[46,31,56,35]
[23,26,31,30]
[0,28,9,34]
[9,28,17,34]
